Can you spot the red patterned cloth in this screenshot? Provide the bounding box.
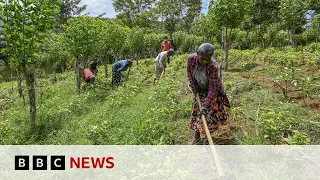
[189,93,228,134]
[82,69,93,83]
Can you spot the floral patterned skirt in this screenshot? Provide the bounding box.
[189,93,228,134]
[112,70,122,87]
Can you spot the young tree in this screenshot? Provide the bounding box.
[157,0,184,37]
[241,16,255,49]
[112,0,156,28]
[0,0,60,127]
[313,14,320,54]
[279,0,308,47]
[250,0,281,47]
[58,0,86,25]
[209,0,251,70]
[127,27,144,61]
[94,19,129,78]
[182,0,202,33]
[65,16,103,91]
[191,14,217,43]
[42,32,71,83]
[134,9,159,29]
[143,33,167,57]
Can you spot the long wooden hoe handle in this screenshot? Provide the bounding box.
[196,93,214,145]
[196,93,224,176]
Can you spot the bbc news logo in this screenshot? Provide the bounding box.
[15,156,114,170]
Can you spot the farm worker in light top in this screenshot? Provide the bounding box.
[187,43,230,144]
[112,59,133,87]
[161,36,172,64]
[154,48,174,82]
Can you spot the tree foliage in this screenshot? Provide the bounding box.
[113,0,156,28]
[0,0,60,125]
[279,0,308,47]
[65,16,102,60]
[250,0,280,26]
[208,0,251,69]
[58,0,86,25]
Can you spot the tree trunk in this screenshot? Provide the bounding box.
[61,61,65,73]
[103,56,109,78]
[219,26,224,80]
[220,26,224,49]
[224,44,229,71]
[16,68,25,104]
[11,71,13,90]
[75,59,82,92]
[74,59,77,74]
[261,39,266,49]
[223,27,229,71]
[246,30,250,49]
[135,53,139,66]
[289,28,295,48]
[316,24,319,52]
[24,64,36,129]
[52,61,57,84]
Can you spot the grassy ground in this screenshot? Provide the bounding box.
[225,58,320,145]
[0,53,319,145]
[0,55,192,144]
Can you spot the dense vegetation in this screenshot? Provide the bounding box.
[0,0,319,145]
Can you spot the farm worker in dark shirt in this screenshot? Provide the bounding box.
[187,43,230,144]
[112,59,133,87]
[89,61,98,75]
